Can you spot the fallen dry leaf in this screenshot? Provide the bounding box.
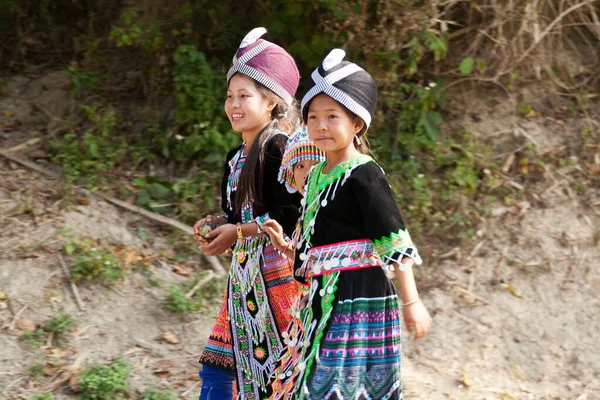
[43,365,59,376]
[69,374,81,392]
[154,370,171,379]
[524,109,536,118]
[17,317,36,332]
[154,359,175,370]
[74,197,90,206]
[162,332,180,344]
[172,265,192,277]
[123,249,138,270]
[459,373,473,387]
[0,291,6,300]
[507,283,523,298]
[45,347,69,360]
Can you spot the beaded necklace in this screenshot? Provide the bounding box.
[226,143,255,224]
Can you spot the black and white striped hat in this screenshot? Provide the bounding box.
[301,49,378,131]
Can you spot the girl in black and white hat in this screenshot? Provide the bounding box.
[270,49,432,400]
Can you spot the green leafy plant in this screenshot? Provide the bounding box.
[164,272,225,315]
[51,105,123,189]
[517,103,534,116]
[29,395,55,400]
[20,329,46,348]
[459,57,474,75]
[26,363,44,378]
[133,177,173,213]
[142,386,178,400]
[59,229,124,285]
[171,44,238,163]
[44,312,74,335]
[79,357,131,400]
[164,284,200,315]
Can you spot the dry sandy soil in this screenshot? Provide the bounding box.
[1,73,599,400]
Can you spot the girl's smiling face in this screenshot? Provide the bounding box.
[293,159,320,196]
[306,94,364,154]
[225,73,275,136]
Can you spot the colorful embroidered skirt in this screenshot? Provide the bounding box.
[272,240,403,400]
[199,237,299,399]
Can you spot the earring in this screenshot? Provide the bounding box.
[354,135,362,146]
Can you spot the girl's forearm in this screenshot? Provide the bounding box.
[393,259,420,303]
[240,222,266,238]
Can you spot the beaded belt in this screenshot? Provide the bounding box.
[304,239,380,276]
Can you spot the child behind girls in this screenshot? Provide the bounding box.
[262,126,325,258]
[192,28,303,400]
[270,49,432,400]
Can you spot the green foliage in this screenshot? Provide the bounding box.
[459,57,474,75]
[51,105,123,189]
[59,229,124,285]
[44,312,74,335]
[20,312,75,348]
[79,358,131,400]
[26,363,44,378]
[171,44,238,163]
[142,386,177,400]
[517,103,534,116]
[134,177,173,213]
[164,285,200,315]
[14,0,591,250]
[164,272,224,315]
[65,67,103,91]
[20,329,46,348]
[132,172,218,222]
[29,395,55,400]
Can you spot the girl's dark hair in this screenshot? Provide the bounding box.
[234,78,300,213]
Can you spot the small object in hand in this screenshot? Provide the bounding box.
[198,220,218,242]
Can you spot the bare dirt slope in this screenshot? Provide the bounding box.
[1,74,599,400]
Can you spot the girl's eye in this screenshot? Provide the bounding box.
[226,94,233,99]
[241,94,248,98]
[296,164,304,169]
[308,115,316,120]
[328,114,337,119]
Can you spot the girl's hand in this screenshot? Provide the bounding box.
[193,215,228,244]
[262,220,288,251]
[199,224,237,256]
[403,301,432,340]
[193,215,216,243]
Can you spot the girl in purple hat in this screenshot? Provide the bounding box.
[192,28,304,400]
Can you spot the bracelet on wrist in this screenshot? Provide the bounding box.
[236,222,243,240]
[402,299,421,307]
[278,240,293,256]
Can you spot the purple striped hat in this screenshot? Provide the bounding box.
[227,28,300,106]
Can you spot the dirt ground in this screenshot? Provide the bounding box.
[1,74,599,400]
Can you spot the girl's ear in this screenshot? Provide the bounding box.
[354,118,365,135]
[281,120,293,133]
